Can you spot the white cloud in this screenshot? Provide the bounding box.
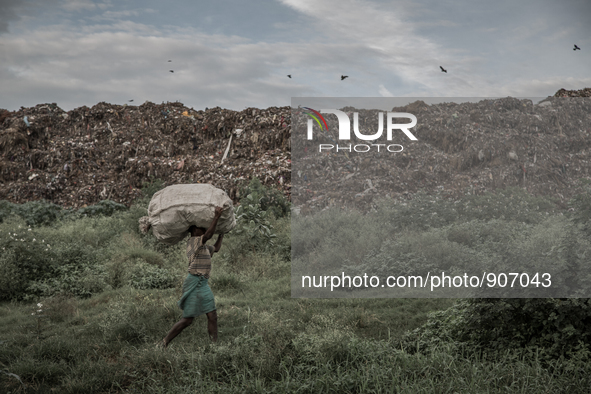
[61,0,97,12]
[1,0,589,111]
[378,84,393,97]
[279,0,457,93]
[0,0,20,33]
[0,22,322,110]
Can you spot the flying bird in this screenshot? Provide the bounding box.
[574,44,581,51]
[128,100,134,102]
[341,75,348,80]
[440,66,447,73]
[287,74,291,78]
[169,70,174,73]
[168,60,172,62]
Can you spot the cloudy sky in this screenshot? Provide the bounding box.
[0,0,589,111]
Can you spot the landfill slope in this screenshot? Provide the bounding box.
[0,102,291,208]
[293,92,591,212]
[1,88,590,212]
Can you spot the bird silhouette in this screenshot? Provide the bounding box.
[440,66,447,73]
[287,74,291,78]
[341,75,348,80]
[169,70,174,73]
[574,44,581,51]
[128,99,134,102]
[168,60,172,62]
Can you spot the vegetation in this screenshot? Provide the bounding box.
[238,176,291,219]
[0,199,127,226]
[1,181,591,393]
[292,187,589,296]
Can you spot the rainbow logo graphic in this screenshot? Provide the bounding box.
[300,106,349,157]
[301,107,329,135]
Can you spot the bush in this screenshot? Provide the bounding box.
[76,200,127,217]
[25,262,109,299]
[0,199,129,227]
[141,177,165,201]
[402,298,591,361]
[291,207,383,273]
[0,206,171,300]
[126,261,177,290]
[0,200,16,223]
[569,179,591,236]
[292,188,568,282]
[373,187,559,234]
[231,194,277,254]
[8,200,68,226]
[239,177,290,218]
[0,218,62,300]
[0,218,104,300]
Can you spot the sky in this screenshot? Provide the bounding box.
[0,0,589,111]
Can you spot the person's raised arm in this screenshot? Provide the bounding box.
[202,206,223,243]
[211,234,224,255]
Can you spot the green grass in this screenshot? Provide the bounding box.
[1,186,591,393]
[1,285,589,393]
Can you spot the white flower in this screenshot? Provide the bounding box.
[33,239,36,242]
[37,309,42,313]
[37,303,43,307]
[28,228,31,231]
[31,313,35,315]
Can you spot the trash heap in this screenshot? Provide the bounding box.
[0,102,291,208]
[292,94,591,212]
[1,88,590,212]
[554,87,591,97]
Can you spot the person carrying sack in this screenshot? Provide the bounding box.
[160,206,225,347]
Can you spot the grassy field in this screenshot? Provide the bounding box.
[1,184,591,393]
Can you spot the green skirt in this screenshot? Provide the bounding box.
[178,274,216,318]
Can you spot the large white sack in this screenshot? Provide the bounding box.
[147,184,236,245]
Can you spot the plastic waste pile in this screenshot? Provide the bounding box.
[292,94,591,212]
[1,88,591,213]
[554,88,591,98]
[0,102,291,208]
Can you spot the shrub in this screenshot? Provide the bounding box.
[0,199,129,227]
[402,298,591,361]
[291,207,383,273]
[141,177,165,201]
[239,177,290,218]
[25,263,109,299]
[569,179,591,236]
[373,187,558,234]
[126,261,177,290]
[0,218,61,300]
[76,200,128,217]
[0,200,16,223]
[232,194,277,254]
[10,200,68,226]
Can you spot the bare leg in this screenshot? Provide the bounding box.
[163,317,194,347]
[206,310,218,342]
